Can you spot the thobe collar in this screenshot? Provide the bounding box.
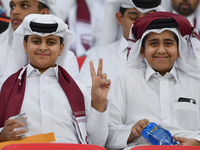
[119,36,128,53]
[172,9,195,26]
[145,63,178,82]
[26,63,59,79]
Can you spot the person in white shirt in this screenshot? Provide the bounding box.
[0,0,9,16]
[56,0,109,57]
[79,0,164,95]
[106,12,200,150]
[0,0,79,90]
[161,0,200,36]
[0,14,110,147]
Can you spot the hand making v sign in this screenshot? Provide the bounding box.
[90,58,111,112]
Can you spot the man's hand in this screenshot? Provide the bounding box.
[90,58,111,112]
[127,119,150,144]
[0,119,27,142]
[174,136,200,146]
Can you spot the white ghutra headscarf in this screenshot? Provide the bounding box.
[12,14,73,71]
[99,0,165,46]
[126,12,200,79]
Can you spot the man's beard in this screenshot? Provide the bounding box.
[177,2,194,16]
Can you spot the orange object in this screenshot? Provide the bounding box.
[1,143,107,150]
[0,17,10,23]
[0,132,55,149]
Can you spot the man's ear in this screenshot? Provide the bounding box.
[23,40,28,54]
[40,8,49,14]
[141,47,146,58]
[58,43,64,56]
[116,12,123,25]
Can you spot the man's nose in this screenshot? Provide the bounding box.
[157,44,166,54]
[39,42,48,51]
[11,6,21,15]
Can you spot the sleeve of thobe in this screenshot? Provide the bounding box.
[75,80,108,147]
[86,106,108,147]
[106,76,133,150]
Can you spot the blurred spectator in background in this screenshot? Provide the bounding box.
[0,0,6,16]
[161,0,200,36]
[56,0,109,57]
[0,0,9,33]
[0,0,9,16]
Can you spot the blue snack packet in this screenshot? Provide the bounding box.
[141,122,179,145]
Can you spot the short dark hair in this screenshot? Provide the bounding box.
[141,31,179,49]
[24,35,64,46]
[60,37,64,45]
[38,2,49,11]
[24,35,29,43]
[119,7,128,17]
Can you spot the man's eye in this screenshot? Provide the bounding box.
[21,4,28,8]
[33,40,40,44]
[48,41,56,45]
[130,17,137,21]
[165,42,173,46]
[10,4,16,10]
[129,15,138,21]
[149,42,157,46]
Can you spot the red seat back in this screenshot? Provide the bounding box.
[1,143,107,150]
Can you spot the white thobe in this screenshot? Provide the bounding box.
[56,0,108,56]
[0,24,79,90]
[17,64,108,146]
[88,0,109,47]
[106,64,200,150]
[79,36,128,95]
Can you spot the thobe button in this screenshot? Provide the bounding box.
[163,100,166,103]
[42,91,45,94]
[163,81,166,84]
[43,107,45,110]
[163,117,167,120]
[34,70,37,72]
